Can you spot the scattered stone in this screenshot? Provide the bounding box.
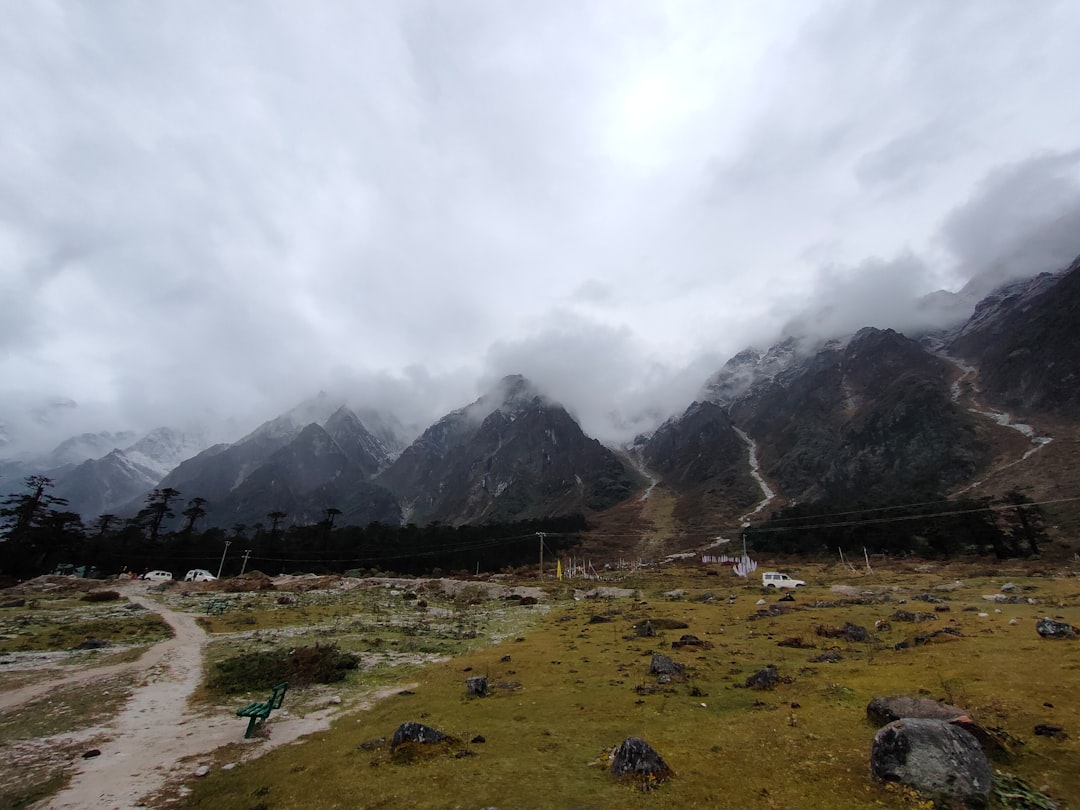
[390,722,448,748]
[636,621,656,638]
[870,719,991,806]
[671,634,712,650]
[500,654,511,662]
[587,615,611,624]
[328,695,342,705]
[194,765,210,777]
[1034,724,1067,740]
[578,587,636,600]
[744,665,779,690]
[934,605,951,613]
[1000,582,1021,593]
[1036,617,1078,639]
[778,593,795,602]
[809,648,842,663]
[894,627,963,649]
[874,620,892,631]
[893,610,937,622]
[222,762,237,770]
[691,591,716,603]
[777,636,814,649]
[608,736,674,786]
[471,735,486,744]
[816,622,871,642]
[649,653,684,677]
[911,593,943,603]
[358,737,386,750]
[466,676,488,697]
[663,589,686,599]
[81,749,101,759]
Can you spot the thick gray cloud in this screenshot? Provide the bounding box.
[2,0,1079,454]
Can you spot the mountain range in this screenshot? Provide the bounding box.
[4,254,1079,550]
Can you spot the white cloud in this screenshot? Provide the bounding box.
[1,0,1080,454]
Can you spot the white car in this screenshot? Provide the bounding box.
[762,571,805,589]
[142,570,173,582]
[183,569,217,582]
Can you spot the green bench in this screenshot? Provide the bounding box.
[205,598,231,615]
[237,681,289,738]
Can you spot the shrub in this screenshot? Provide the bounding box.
[209,643,359,694]
[82,590,121,602]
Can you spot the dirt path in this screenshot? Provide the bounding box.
[16,583,344,810]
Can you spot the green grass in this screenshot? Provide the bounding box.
[176,561,1080,809]
[0,610,172,653]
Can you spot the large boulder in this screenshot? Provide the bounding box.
[871,719,992,807]
[868,697,1009,756]
[867,696,965,726]
[608,736,674,785]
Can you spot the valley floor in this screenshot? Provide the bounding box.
[3,560,1080,809]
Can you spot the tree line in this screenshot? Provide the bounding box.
[744,491,1048,559]
[0,476,586,580]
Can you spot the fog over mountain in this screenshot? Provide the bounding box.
[2,2,1080,456]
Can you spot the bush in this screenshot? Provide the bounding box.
[82,590,121,602]
[209,643,359,694]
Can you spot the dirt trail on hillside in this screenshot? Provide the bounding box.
[5,582,355,810]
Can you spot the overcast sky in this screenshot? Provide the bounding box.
[3,0,1080,455]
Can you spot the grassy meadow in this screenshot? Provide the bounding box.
[173,560,1080,810]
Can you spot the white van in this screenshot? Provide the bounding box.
[761,571,805,589]
[184,569,217,582]
[142,570,173,582]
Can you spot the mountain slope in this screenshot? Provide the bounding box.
[377,375,635,524]
[949,256,1080,416]
[727,327,992,502]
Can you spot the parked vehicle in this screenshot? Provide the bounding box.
[761,571,805,589]
[142,570,173,582]
[183,569,217,582]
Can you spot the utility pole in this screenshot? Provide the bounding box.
[537,532,545,580]
[217,539,232,579]
[240,549,252,575]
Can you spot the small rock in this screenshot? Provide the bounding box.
[390,722,447,748]
[608,736,674,784]
[194,765,210,777]
[744,665,779,690]
[222,762,237,770]
[649,653,684,677]
[81,749,101,759]
[1034,723,1068,740]
[466,675,488,697]
[1036,617,1078,639]
[328,695,342,705]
